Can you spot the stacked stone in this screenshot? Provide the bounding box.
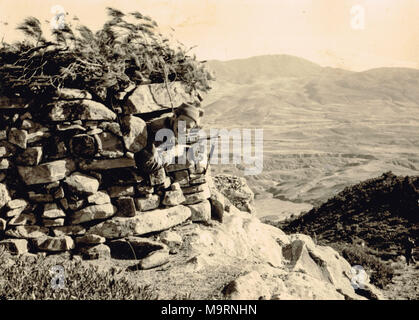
[0,83,218,260]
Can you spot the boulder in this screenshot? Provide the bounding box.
[162,190,186,206]
[79,158,135,171]
[71,203,117,224]
[0,239,28,255]
[79,244,111,260]
[212,174,256,214]
[48,100,116,121]
[9,213,36,226]
[134,195,160,212]
[42,218,65,227]
[15,146,43,165]
[28,191,54,203]
[138,250,170,270]
[7,199,28,210]
[75,234,106,245]
[107,185,135,198]
[32,236,75,252]
[108,236,167,260]
[17,159,76,185]
[120,115,147,152]
[65,172,99,195]
[8,128,28,149]
[52,225,86,237]
[222,271,271,300]
[87,191,111,205]
[95,132,124,158]
[172,170,189,187]
[0,183,11,209]
[42,203,66,218]
[149,168,167,186]
[284,234,362,300]
[188,200,211,222]
[69,134,97,157]
[87,205,191,239]
[183,186,211,205]
[0,159,9,170]
[159,231,183,247]
[115,197,136,217]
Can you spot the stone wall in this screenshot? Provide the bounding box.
[0,83,218,261]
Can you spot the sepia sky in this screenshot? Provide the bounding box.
[0,0,418,71]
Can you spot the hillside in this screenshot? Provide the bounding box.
[278,172,419,259]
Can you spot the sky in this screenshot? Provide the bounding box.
[0,0,418,71]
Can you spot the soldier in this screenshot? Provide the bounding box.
[403,236,416,266]
[134,101,204,175]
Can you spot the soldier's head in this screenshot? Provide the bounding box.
[172,102,204,136]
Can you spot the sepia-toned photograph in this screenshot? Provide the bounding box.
[0,0,417,305]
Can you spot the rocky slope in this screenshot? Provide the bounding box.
[0,174,384,300]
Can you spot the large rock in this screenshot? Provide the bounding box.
[107,185,134,198]
[108,236,167,259]
[48,100,116,121]
[71,203,117,224]
[162,190,185,206]
[87,205,191,239]
[212,174,256,214]
[9,213,36,226]
[7,199,28,210]
[222,271,271,300]
[5,226,49,239]
[8,128,28,149]
[75,234,105,245]
[0,239,28,255]
[17,159,76,185]
[283,234,364,300]
[79,244,111,260]
[138,250,170,270]
[69,134,97,157]
[188,200,211,222]
[0,183,11,209]
[183,186,211,205]
[87,191,111,205]
[95,132,124,158]
[134,195,160,211]
[115,197,136,217]
[65,172,99,195]
[79,158,135,171]
[123,82,196,114]
[52,225,86,237]
[42,203,66,218]
[120,115,147,152]
[32,236,75,252]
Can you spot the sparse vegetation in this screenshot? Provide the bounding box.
[0,252,157,300]
[277,172,418,260]
[331,243,395,288]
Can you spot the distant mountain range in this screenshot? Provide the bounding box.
[202,55,419,207]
